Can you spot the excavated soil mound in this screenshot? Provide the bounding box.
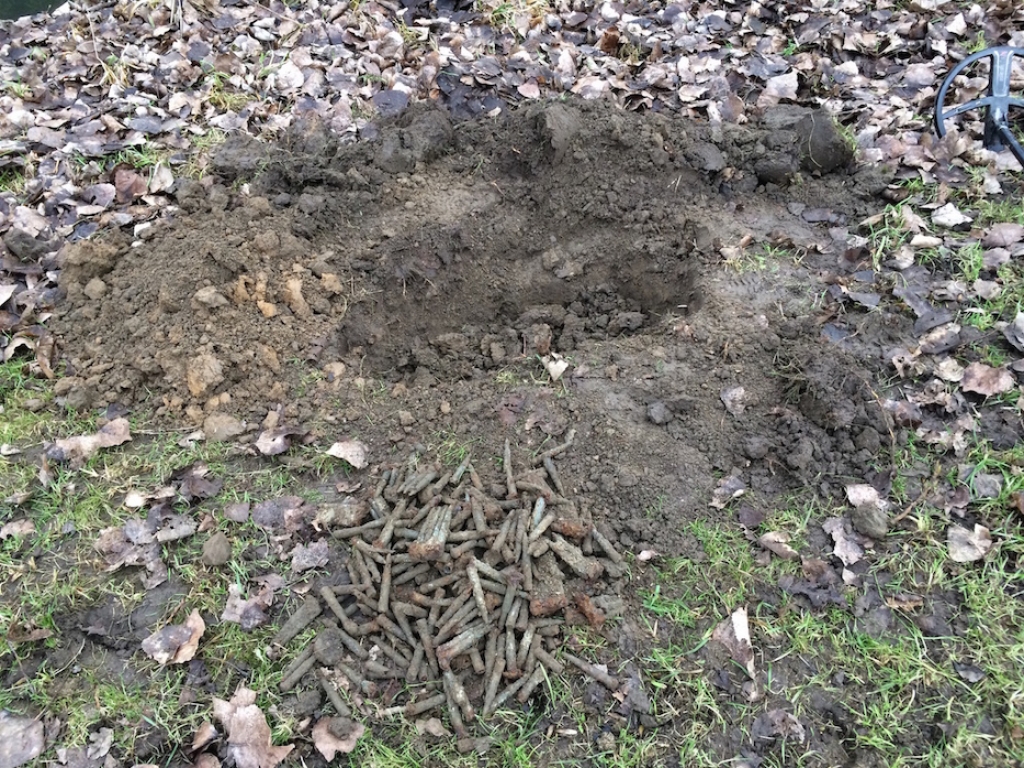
[52,100,893,551]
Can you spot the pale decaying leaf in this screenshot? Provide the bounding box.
[542,353,569,382]
[845,483,887,513]
[0,711,45,768]
[720,385,748,416]
[822,517,864,566]
[86,728,113,760]
[931,203,972,228]
[711,607,755,679]
[710,474,746,509]
[982,222,1024,248]
[753,709,806,744]
[414,717,451,738]
[0,519,35,539]
[757,71,798,107]
[212,686,294,768]
[933,357,964,382]
[141,609,205,665]
[325,439,369,469]
[960,362,1015,396]
[757,531,799,560]
[290,539,330,573]
[191,721,219,752]
[221,575,283,630]
[947,524,993,563]
[255,425,308,456]
[1002,312,1024,353]
[49,417,132,468]
[311,717,365,760]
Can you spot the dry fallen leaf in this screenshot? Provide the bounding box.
[933,357,965,382]
[255,426,306,456]
[720,385,748,416]
[290,539,330,573]
[752,709,806,744]
[710,474,746,509]
[0,519,35,539]
[311,717,365,760]
[221,575,283,630]
[710,607,755,679]
[414,717,451,738]
[1003,312,1024,352]
[542,353,569,381]
[758,71,798,107]
[191,721,219,752]
[325,439,369,469]
[758,531,800,561]
[948,524,993,563]
[49,417,132,468]
[141,609,205,665]
[931,203,972,228]
[212,686,294,768]
[885,593,924,611]
[982,222,1024,248]
[0,711,45,768]
[86,727,113,760]
[822,517,864,566]
[961,362,1014,396]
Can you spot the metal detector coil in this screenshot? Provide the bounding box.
[934,45,1024,168]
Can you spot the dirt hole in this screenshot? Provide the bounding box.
[52,100,891,528]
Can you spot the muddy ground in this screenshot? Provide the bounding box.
[52,98,892,514]
[21,97,1023,768]
[35,100,923,764]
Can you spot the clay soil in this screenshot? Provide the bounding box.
[41,100,921,765]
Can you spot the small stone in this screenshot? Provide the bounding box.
[23,398,45,412]
[398,410,416,426]
[851,504,889,539]
[58,379,95,411]
[83,278,108,300]
[192,286,230,309]
[204,413,245,442]
[201,532,232,566]
[647,401,672,425]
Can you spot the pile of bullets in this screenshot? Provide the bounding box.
[271,429,626,739]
